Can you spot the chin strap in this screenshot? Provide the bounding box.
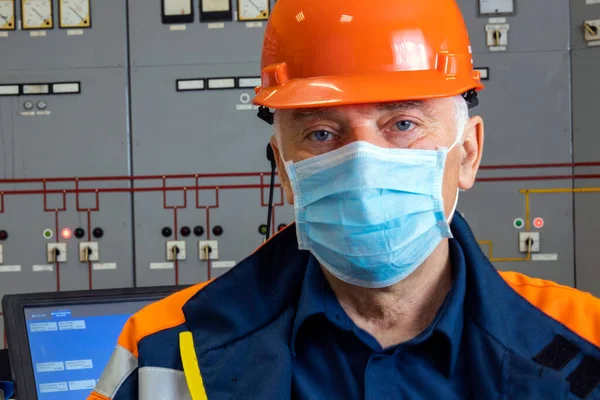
[265,143,277,240]
[258,106,274,125]
[462,89,479,109]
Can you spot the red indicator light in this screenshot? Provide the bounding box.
[61,228,73,240]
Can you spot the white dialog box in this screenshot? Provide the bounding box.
[47,243,67,263]
[486,24,510,50]
[199,240,219,261]
[166,241,186,261]
[79,242,99,262]
[519,232,540,253]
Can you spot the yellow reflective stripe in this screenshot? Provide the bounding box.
[179,331,208,400]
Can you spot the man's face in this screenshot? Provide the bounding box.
[271,97,485,219]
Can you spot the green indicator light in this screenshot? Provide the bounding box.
[258,224,268,235]
[43,229,53,239]
[513,218,524,229]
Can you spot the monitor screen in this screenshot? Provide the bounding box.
[24,300,152,399]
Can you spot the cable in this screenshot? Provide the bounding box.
[266,144,277,240]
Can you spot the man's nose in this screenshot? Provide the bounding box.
[344,126,392,149]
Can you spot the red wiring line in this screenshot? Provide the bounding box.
[87,210,92,290]
[479,161,600,170]
[55,210,60,293]
[206,206,211,281]
[0,165,599,346]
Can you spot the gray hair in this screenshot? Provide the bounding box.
[453,95,470,143]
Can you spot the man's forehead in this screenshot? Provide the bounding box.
[288,100,434,121]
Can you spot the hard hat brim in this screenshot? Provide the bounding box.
[253,70,484,110]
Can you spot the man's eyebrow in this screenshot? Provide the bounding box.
[376,100,432,116]
[290,100,433,121]
[291,108,329,121]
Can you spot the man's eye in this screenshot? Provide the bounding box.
[310,131,333,142]
[395,120,415,132]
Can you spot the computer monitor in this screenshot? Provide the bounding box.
[2,286,185,400]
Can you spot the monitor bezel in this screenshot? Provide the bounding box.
[2,285,186,400]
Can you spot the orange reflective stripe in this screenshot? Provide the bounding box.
[501,271,600,348]
[117,281,213,358]
[87,392,111,400]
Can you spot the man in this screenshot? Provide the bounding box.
[90,0,600,399]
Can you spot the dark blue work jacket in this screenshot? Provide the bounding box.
[91,213,600,400]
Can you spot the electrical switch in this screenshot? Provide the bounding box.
[486,24,509,49]
[519,233,540,253]
[199,240,219,261]
[584,20,600,42]
[47,243,67,263]
[79,242,99,262]
[167,241,186,261]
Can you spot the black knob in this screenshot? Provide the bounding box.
[212,226,224,236]
[93,227,104,239]
[161,227,172,238]
[173,246,180,254]
[180,226,191,237]
[193,226,205,237]
[258,224,268,235]
[278,224,287,232]
[74,228,86,239]
[54,248,61,256]
[86,247,93,255]
[0,230,8,241]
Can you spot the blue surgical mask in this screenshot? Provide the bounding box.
[284,139,460,289]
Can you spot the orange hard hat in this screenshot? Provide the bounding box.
[253,0,484,113]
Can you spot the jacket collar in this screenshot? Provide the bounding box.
[289,238,467,378]
[182,225,310,355]
[182,213,524,358]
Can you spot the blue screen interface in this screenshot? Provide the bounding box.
[25,300,153,399]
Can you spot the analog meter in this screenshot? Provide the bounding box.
[238,0,269,21]
[22,0,53,29]
[59,0,91,28]
[200,0,232,22]
[0,0,15,30]
[162,0,193,24]
[478,0,515,15]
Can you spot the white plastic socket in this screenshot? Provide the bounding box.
[79,242,99,262]
[199,240,219,261]
[166,241,187,261]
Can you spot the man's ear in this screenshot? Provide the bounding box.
[458,116,484,190]
[270,136,295,205]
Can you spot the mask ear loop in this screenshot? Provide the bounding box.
[445,116,466,223]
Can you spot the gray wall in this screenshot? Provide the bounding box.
[1,0,599,347]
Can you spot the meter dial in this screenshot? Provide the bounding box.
[22,0,53,29]
[0,0,15,30]
[237,0,269,21]
[59,0,90,28]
